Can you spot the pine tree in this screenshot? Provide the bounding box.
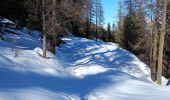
[115,0,125,47]
[85,0,94,38]
[94,0,104,41]
[111,23,115,42]
[106,22,111,42]
[121,0,150,65]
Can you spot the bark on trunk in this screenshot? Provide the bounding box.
[151,0,160,82]
[42,0,47,58]
[157,0,168,85]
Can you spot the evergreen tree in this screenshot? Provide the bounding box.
[84,0,95,38]
[106,22,111,42]
[94,0,104,41]
[115,0,124,47]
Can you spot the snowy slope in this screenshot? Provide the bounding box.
[59,37,150,80]
[0,29,170,100]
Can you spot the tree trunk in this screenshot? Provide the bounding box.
[151,0,160,82]
[152,25,158,81]
[149,0,153,67]
[157,0,168,85]
[95,0,98,42]
[51,0,57,54]
[42,0,46,58]
[89,4,92,39]
[42,33,47,58]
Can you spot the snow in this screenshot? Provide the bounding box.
[73,64,110,78]
[0,28,170,100]
[0,18,15,24]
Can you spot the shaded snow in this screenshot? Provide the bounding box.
[0,29,170,100]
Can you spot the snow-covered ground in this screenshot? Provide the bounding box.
[0,28,170,100]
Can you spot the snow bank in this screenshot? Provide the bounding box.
[1,29,170,100]
[0,18,15,24]
[73,64,110,78]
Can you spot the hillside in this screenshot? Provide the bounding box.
[0,28,170,100]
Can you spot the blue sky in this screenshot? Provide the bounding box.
[102,0,119,26]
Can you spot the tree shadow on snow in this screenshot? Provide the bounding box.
[0,37,151,99]
[0,66,147,100]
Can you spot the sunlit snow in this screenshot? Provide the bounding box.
[0,28,170,100]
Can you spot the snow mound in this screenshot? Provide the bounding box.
[34,47,43,56]
[73,64,110,78]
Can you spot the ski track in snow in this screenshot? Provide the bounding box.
[0,28,170,100]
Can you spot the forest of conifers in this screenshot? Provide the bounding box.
[0,0,170,84]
